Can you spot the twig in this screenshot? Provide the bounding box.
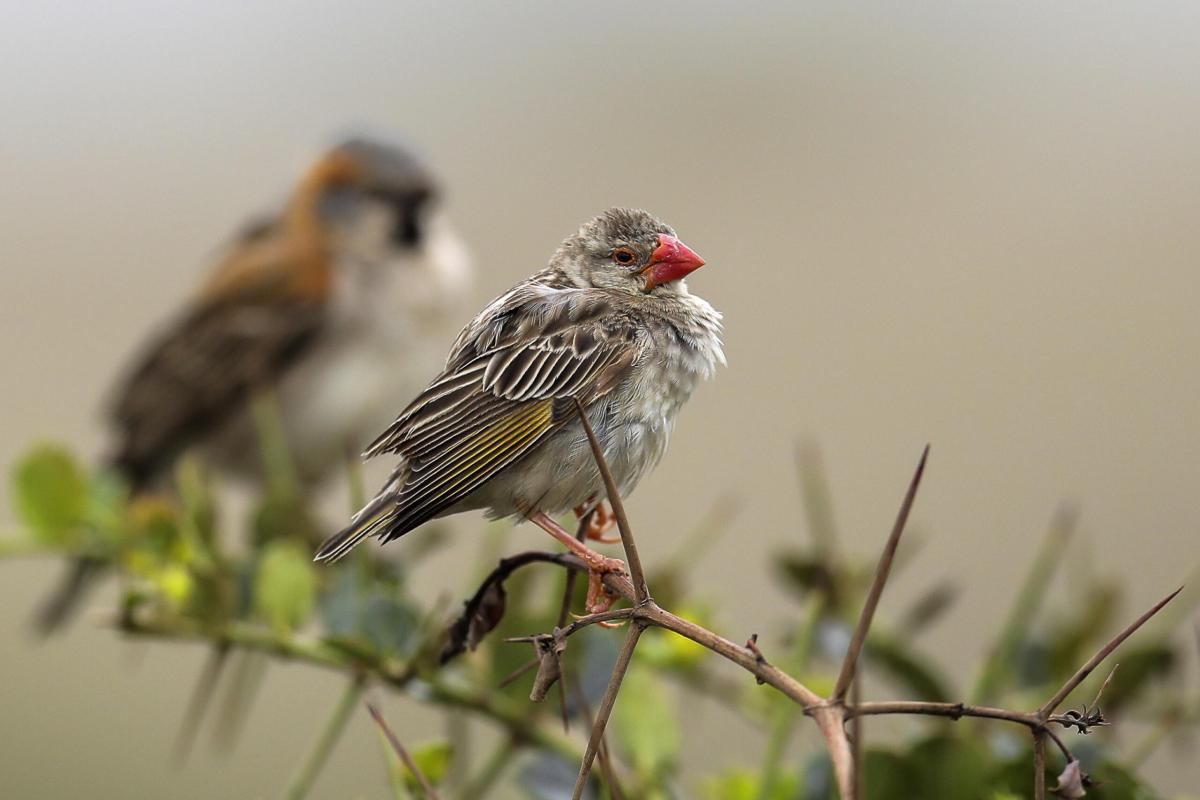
[573,398,648,603]
[832,446,928,703]
[1033,732,1046,800]
[367,699,442,800]
[846,701,1074,759]
[1038,586,1182,719]
[572,675,628,800]
[286,675,366,800]
[851,677,863,797]
[441,551,578,664]
[506,608,635,644]
[570,623,644,800]
[497,658,539,689]
[554,512,596,731]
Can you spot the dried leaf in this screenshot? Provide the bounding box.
[440,580,507,663]
[530,631,567,703]
[1052,760,1087,798]
[469,581,507,650]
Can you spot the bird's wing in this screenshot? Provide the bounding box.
[357,289,639,541]
[108,230,329,487]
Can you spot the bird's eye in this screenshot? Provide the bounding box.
[612,247,637,266]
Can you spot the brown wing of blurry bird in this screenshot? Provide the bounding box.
[108,276,327,489]
[106,150,366,489]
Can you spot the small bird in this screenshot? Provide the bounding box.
[315,208,724,611]
[35,135,471,633]
[108,135,471,489]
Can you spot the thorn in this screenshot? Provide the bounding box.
[745,633,767,684]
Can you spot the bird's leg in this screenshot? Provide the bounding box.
[584,571,621,619]
[573,498,620,544]
[527,510,624,614]
[528,510,625,574]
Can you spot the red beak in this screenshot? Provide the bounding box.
[644,234,706,291]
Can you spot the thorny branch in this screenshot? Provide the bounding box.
[488,432,1181,800]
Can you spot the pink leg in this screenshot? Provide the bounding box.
[528,510,625,614]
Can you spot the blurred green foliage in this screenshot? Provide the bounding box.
[4,438,1198,800]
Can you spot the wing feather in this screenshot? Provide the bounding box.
[330,288,644,555]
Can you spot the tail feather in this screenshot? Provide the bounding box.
[314,491,399,563]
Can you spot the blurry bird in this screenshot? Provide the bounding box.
[34,135,472,633]
[315,208,723,612]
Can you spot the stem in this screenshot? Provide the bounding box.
[832,446,928,702]
[1038,586,1182,719]
[286,676,366,800]
[573,398,648,603]
[571,623,644,800]
[1033,732,1046,800]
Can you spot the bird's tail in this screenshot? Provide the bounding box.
[314,486,400,563]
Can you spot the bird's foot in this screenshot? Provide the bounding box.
[528,508,626,618]
[583,569,624,621]
[574,500,620,544]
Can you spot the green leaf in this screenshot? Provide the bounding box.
[702,766,800,800]
[612,665,679,778]
[404,741,452,790]
[11,444,88,544]
[636,607,711,674]
[254,542,317,634]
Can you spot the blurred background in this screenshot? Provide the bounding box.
[2,1,1199,797]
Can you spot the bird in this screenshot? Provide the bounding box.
[107,135,472,489]
[314,207,723,612]
[34,135,472,633]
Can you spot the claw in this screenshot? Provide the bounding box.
[575,499,620,543]
[584,570,621,616]
[529,507,626,618]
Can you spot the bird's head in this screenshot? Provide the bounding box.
[307,135,439,250]
[555,208,706,298]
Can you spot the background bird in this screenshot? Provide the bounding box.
[34,135,472,633]
[315,208,723,611]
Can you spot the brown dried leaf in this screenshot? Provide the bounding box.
[1052,760,1087,799]
[440,581,507,664]
[530,631,568,703]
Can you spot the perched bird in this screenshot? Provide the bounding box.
[107,136,471,488]
[315,208,723,611]
[35,135,471,633]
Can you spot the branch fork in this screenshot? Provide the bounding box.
[495,425,1180,800]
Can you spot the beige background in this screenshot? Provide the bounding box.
[2,2,1199,797]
